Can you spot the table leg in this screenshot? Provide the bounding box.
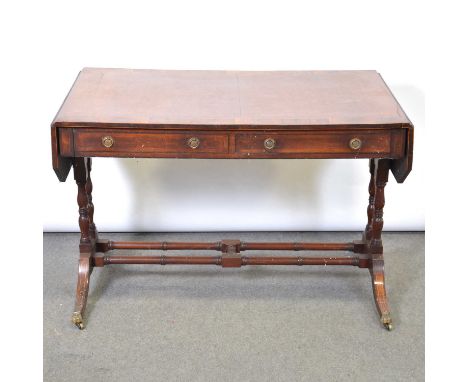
[368,158,393,330]
[72,158,94,329]
[85,158,98,240]
[364,159,376,241]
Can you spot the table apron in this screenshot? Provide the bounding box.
[58,128,407,159]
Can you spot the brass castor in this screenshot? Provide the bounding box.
[381,313,393,331]
[72,312,85,330]
[384,322,393,331]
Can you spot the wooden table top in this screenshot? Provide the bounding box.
[52,68,413,184]
[53,68,411,129]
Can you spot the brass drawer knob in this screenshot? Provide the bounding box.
[349,138,362,150]
[187,137,200,149]
[264,138,276,150]
[102,136,114,148]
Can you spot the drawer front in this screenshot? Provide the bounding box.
[235,131,400,157]
[73,129,229,156]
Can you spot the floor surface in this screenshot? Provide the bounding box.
[44,232,424,382]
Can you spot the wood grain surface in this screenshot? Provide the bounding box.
[52,68,411,128]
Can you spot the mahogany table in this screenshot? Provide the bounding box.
[51,68,413,330]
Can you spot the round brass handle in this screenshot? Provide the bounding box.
[264,138,276,150]
[349,138,362,150]
[187,137,200,149]
[101,136,114,148]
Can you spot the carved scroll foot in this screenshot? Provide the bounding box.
[370,257,393,330]
[72,254,91,330]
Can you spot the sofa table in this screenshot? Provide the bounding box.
[51,68,413,330]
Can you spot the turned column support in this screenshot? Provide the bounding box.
[75,158,91,249]
[85,158,97,240]
[369,159,389,252]
[364,159,376,241]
